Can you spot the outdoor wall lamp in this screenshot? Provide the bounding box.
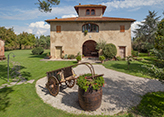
[7,52,15,82]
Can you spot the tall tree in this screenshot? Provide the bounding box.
[35,35,50,49]
[17,32,36,49]
[153,19,164,60]
[0,27,17,50]
[37,0,60,12]
[133,11,161,54]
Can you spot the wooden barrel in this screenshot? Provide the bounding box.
[78,87,102,111]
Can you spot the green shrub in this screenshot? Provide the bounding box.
[68,54,75,59]
[134,91,164,117]
[116,56,122,61]
[32,47,44,55]
[99,55,105,61]
[103,43,117,59]
[155,60,164,68]
[142,64,164,82]
[132,50,138,57]
[76,55,81,62]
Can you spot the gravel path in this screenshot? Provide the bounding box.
[35,65,164,115]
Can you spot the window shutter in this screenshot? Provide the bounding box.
[120,25,125,32]
[56,26,61,33]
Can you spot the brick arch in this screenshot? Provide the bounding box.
[82,40,98,57]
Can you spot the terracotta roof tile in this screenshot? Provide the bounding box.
[46,17,136,23]
[74,4,106,15]
[74,4,106,8]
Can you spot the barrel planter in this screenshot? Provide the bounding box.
[78,87,102,111]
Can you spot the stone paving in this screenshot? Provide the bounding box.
[35,64,164,115]
[0,79,35,89]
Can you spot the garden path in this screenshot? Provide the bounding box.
[36,65,164,115]
[0,79,35,89]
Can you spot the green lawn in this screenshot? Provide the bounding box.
[103,54,158,79]
[0,49,76,86]
[0,50,163,117]
[0,50,132,117]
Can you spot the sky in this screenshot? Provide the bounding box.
[0,0,164,37]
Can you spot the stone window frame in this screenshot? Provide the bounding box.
[82,23,99,32]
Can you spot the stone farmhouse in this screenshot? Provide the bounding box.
[0,38,6,60]
[46,3,135,59]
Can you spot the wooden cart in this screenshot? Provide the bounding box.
[46,62,103,96]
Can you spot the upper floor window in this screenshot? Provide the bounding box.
[86,9,90,15]
[82,23,99,32]
[86,9,95,15]
[91,9,95,15]
[56,26,61,33]
[120,25,125,32]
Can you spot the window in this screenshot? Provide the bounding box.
[56,26,61,33]
[120,25,125,32]
[86,9,90,15]
[91,9,95,15]
[82,23,99,32]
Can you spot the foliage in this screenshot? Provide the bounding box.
[155,60,164,68]
[126,56,133,70]
[99,55,105,61]
[17,32,36,49]
[76,55,81,62]
[155,19,164,50]
[131,50,138,57]
[84,30,88,36]
[132,11,161,52]
[116,56,122,61]
[32,47,44,55]
[35,35,50,49]
[152,19,164,61]
[142,64,164,82]
[76,73,105,92]
[133,91,164,117]
[103,43,117,59]
[0,27,17,50]
[67,54,75,59]
[96,39,107,50]
[36,0,60,12]
[151,48,164,60]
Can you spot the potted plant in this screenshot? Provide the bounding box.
[76,73,105,111]
[84,30,88,36]
[76,55,81,63]
[45,52,52,59]
[99,55,105,63]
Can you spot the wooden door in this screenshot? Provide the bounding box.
[56,47,62,58]
[119,47,125,58]
[82,40,98,57]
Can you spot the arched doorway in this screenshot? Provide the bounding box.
[82,40,98,57]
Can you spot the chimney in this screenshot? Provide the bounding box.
[55,17,58,19]
[79,3,81,5]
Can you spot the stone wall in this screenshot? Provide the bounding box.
[50,21,132,58]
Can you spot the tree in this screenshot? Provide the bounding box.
[155,19,164,50]
[152,19,164,60]
[0,27,17,50]
[35,35,50,49]
[37,0,60,12]
[17,32,36,49]
[133,11,161,54]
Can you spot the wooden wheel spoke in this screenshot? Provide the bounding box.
[65,79,75,88]
[46,76,59,96]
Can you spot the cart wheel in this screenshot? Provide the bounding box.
[65,79,75,88]
[47,76,59,96]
